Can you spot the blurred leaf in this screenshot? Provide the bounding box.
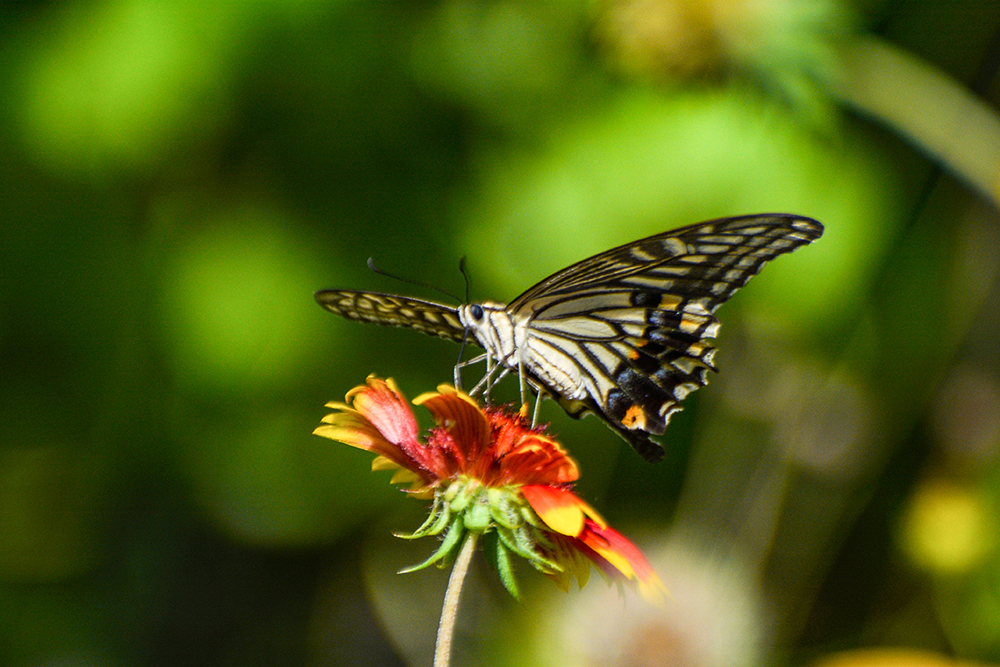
[17,0,231,178]
[157,204,327,396]
[410,0,588,127]
[0,445,105,581]
[178,404,393,546]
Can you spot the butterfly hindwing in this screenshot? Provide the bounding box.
[554,392,670,463]
[518,296,718,462]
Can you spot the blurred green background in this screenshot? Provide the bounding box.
[2,0,999,665]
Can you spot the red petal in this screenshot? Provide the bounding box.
[414,386,491,470]
[351,377,421,450]
[579,520,665,602]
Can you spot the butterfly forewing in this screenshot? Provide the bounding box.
[314,290,466,343]
[316,213,823,463]
[511,214,822,307]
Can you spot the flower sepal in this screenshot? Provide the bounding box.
[393,476,566,598]
[395,494,452,541]
[398,521,468,574]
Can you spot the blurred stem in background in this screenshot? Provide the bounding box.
[834,35,1000,207]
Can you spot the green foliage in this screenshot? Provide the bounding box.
[2,0,999,665]
[484,530,521,601]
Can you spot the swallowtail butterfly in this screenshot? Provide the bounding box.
[316,213,823,462]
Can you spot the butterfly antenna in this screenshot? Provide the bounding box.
[366,258,462,304]
[458,256,471,303]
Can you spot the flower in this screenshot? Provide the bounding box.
[314,375,665,602]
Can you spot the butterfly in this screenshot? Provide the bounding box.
[316,213,823,462]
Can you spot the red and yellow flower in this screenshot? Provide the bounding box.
[314,375,664,602]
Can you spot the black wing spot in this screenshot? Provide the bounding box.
[630,291,661,308]
[626,343,664,373]
[612,367,679,433]
[614,367,644,395]
[649,309,683,328]
[606,389,630,422]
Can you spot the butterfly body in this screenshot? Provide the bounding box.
[317,214,823,462]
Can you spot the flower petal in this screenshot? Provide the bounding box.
[350,376,421,449]
[314,413,397,458]
[371,456,401,472]
[497,432,580,486]
[414,385,491,467]
[579,520,666,603]
[314,377,432,483]
[522,485,585,537]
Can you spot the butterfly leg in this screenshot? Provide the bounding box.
[481,365,512,404]
[530,388,545,428]
[457,353,489,370]
[468,376,487,397]
[467,357,507,400]
[455,353,487,393]
[517,353,530,408]
[515,352,543,427]
[489,367,511,399]
[454,352,489,391]
[484,354,495,402]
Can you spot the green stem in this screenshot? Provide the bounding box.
[433,532,478,667]
[832,36,1000,206]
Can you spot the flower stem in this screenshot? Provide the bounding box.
[433,532,478,667]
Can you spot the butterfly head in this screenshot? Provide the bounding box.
[457,301,521,363]
[457,301,508,325]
